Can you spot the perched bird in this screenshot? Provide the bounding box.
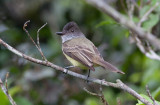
[56,21,124,78]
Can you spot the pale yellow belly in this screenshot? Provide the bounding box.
[64,53,88,70]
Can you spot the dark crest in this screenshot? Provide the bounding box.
[63,21,79,31]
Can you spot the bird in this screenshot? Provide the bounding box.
[56,21,124,79]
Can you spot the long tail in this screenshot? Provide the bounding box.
[94,59,125,74]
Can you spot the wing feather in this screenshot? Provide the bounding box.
[63,46,95,70]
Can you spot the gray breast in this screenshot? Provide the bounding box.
[61,33,85,43]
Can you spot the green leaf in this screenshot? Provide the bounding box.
[9,86,21,96]
[140,5,150,18]
[150,0,160,5]
[153,87,160,99]
[0,89,10,105]
[0,86,21,105]
[142,14,159,31]
[136,94,160,105]
[85,98,100,105]
[129,73,141,83]
[15,96,33,105]
[133,16,140,23]
[142,59,160,87]
[95,20,117,28]
[125,30,130,37]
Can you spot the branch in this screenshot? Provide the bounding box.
[84,88,109,105]
[132,33,160,61]
[85,0,160,50]
[0,73,17,105]
[84,81,109,105]
[129,1,160,61]
[146,85,159,105]
[37,22,48,61]
[23,20,47,61]
[117,98,121,105]
[0,38,153,105]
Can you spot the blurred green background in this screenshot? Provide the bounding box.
[0,0,160,105]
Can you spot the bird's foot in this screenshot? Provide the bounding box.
[63,68,68,74]
[63,66,75,74]
[86,69,91,83]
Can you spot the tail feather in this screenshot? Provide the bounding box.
[94,59,125,74]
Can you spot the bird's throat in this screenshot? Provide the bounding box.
[61,34,85,43]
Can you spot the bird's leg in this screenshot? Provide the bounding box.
[64,66,75,74]
[86,69,91,83]
[64,65,75,69]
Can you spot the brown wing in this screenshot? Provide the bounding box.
[62,37,124,74]
[63,45,95,71]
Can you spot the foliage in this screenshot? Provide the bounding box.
[136,94,160,105]
[0,0,160,105]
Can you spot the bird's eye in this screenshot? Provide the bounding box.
[71,30,74,32]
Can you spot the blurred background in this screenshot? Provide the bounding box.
[0,0,160,105]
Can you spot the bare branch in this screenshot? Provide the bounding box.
[37,22,48,61]
[132,0,140,11]
[120,0,128,15]
[132,33,160,61]
[85,0,160,50]
[126,0,135,20]
[23,20,40,52]
[5,72,9,91]
[117,98,121,105]
[146,85,159,105]
[0,38,153,105]
[83,87,99,96]
[0,73,17,105]
[83,87,109,105]
[23,20,47,61]
[99,83,109,105]
[127,1,160,61]
[140,0,144,9]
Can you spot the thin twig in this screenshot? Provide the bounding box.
[140,0,143,10]
[99,81,109,105]
[5,72,9,92]
[83,87,109,105]
[0,73,17,105]
[117,98,121,105]
[146,85,159,105]
[23,20,47,61]
[132,0,140,10]
[132,33,160,61]
[126,0,135,20]
[120,0,128,14]
[129,1,160,61]
[83,87,99,96]
[23,20,40,52]
[0,38,153,105]
[37,22,48,61]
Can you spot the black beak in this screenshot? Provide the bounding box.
[56,32,64,35]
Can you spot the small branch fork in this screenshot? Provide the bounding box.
[0,21,153,105]
[130,2,160,61]
[84,80,109,105]
[23,20,48,61]
[0,72,17,105]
